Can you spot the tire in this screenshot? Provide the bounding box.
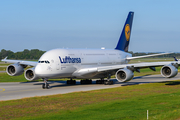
[67,80,69,84]
[73,80,76,85]
[80,80,83,84]
[46,83,50,89]
[104,81,108,85]
[42,84,45,89]
[100,80,104,84]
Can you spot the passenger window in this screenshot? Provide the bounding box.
[39,60,50,64]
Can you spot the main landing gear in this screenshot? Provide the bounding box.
[42,78,50,89]
[80,79,92,84]
[66,76,113,86]
[104,74,113,85]
[67,79,93,85]
[96,77,113,85]
[67,78,76,85]
[104,80,113,85]
[96,78,106,84]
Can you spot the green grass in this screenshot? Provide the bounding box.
[0,67,6,71]
[0,72,29,82]
[1,81,180,119]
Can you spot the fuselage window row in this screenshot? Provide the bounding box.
[38,61,50,64]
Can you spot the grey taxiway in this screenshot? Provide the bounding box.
[1,74,180,101]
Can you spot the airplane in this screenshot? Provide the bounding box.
[2,11,180,89]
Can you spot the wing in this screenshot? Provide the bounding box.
[73,61,180,78]
[98,61,179,72]
[126,52,172,60]
[1,57,37,66]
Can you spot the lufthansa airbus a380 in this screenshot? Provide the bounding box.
[2,12,180,89]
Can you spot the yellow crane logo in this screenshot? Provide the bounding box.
[125,24,130,41]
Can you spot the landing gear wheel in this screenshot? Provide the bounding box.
[46,83,50,89]
[80,79,92,84]
[42,78,50,89]
[42,84,45,89]
[67,80,76,85]
[104,74,113,85]
[104,81,113,85]
[96,80,105,84]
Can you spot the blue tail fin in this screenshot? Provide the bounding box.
[174,56,178,61]
[115,12,134,52]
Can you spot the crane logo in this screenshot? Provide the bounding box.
[125,24,130,41]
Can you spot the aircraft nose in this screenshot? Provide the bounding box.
[35,65,42,75]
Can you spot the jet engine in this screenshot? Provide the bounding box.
[24,67,39,81]
[115,68,134,82]
[161,64,178,78]
[6,64,24,76]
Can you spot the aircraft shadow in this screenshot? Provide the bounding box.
[132,74,152,79]
[164,81,180,86]
[19,74,177,89]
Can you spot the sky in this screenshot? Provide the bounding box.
[0,0,180,52]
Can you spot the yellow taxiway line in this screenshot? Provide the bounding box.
[0,88,5,92]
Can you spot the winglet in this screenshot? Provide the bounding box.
[1,56,8,61]
[4,56,8,60]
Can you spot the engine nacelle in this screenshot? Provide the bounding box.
[24,67,39,81]
[6,64,24,76]
[161,65,178,78]
[115,68,134,82]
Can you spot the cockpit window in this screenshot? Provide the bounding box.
[38,60,50,64]
[45,61,49,63]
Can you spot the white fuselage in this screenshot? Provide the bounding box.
[35,48,132,79]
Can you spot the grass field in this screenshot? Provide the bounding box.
[0,67,6,71]
[1,81,180,119]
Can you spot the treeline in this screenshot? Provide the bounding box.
[0,49,45,60]
[128,51,180,58]
[0,49,180,60]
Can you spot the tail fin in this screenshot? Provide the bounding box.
[115,12,134,52]
[174,56,178,61]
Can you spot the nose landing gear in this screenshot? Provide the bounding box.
[42,78,50,89]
